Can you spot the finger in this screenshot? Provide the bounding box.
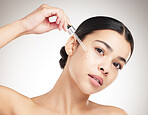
[63,16,68,31]
[58,17,64,31]
[45,9,64,31]
[40,5,70,31]
[49,22,58,31]
[61,13,71,31]
[56,17,61,25]
[65,15,71,25]
[40,5,68,25]
[64,20,68,31]
[43,8,62,20]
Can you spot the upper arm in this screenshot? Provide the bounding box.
[0,85,31,115]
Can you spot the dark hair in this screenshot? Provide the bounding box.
[59,16,134,69]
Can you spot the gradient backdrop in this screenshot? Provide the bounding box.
[0,0,147,115]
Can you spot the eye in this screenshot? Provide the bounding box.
[113,62,122,70]
[95,48,104,55]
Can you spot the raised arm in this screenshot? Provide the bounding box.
[0,20,25,48]
[0,4,70,115]
[0,4,70,48]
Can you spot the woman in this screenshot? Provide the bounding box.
[0,4,133,115]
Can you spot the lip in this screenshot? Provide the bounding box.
[88,74,103,85]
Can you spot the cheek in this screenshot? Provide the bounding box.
[68,48,88,79]
[85,48,106,71]
[68,47,97,81]
[69,47,105,75]
[105,72,118,88]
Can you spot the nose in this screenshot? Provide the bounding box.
[98,65,109,76]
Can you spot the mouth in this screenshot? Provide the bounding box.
[88,74,103,86]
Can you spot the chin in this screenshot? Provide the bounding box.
[78,83,102,95]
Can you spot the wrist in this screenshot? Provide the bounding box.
[16,19,30,36]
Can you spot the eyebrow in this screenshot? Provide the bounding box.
[117,56,127,64]
[94,40,127,64]
[95,40,113,52]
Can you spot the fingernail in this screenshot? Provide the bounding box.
[68,21,72,25]
[65,26,67,31]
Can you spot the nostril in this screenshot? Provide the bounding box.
[100,67,108,75]
[100,68,104,71]
[104,72,108,75]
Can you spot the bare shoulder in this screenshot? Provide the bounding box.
[0,85,35,114]
[0,85,33,102]
[89,100,128,115]
[104,106,128,115]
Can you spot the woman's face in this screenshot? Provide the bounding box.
[67,30,131,95]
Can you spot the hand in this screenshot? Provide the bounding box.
[21,4,71,35]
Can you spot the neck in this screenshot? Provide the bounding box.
[46,65,90,114]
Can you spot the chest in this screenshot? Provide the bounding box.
[13,109,109,115]
[13,104,109,115]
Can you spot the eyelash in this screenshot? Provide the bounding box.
[113,62,122,70]
[95,48,122,70]
[95,48,105,56]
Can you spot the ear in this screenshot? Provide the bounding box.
[65,35,78,56]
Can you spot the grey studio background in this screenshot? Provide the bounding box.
[0,0,147,115]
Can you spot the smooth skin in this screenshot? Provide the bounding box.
[0,4,128,115]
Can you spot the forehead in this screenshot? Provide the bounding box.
[83,30,131,60]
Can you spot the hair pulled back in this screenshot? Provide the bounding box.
[59,16,134,69]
